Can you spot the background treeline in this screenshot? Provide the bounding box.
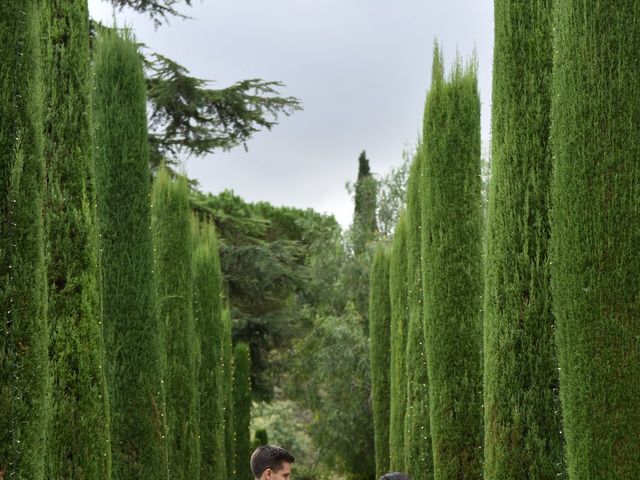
[370,2,640,480]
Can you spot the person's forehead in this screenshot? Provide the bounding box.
[278,462,292,473]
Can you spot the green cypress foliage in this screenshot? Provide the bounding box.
[152,168,200,479]
[222,308,234,480]
[421,46,483,480]
[352,150,378,255]
[403,147,433,480]
[233,342,251,480]
[193,222,226,479]
[0,2,48,478]
[389,213,409,471]
[369,244,391,477]
[41,1,112,477]
[483,2,562,479]
[93,30,168,480]
[550,3,640,478]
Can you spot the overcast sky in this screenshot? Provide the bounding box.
[88,0,494,228]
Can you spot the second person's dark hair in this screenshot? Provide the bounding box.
[380,473,410,480]
[250,445,295,478]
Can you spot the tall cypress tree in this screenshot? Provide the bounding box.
[233,342,251,480]
[222,308,234,480]
[404,147,433,480]
[550,3,640,478]
[483,2,562,479]
[421,46,483,480]
[369,244,391,477]
[152,168,200,480]
[389,213,409,471]
[193,222,226,479]
[41,1,112,477]
[93,30,168,480]
[352,150,378,255]
[0,2,48,478]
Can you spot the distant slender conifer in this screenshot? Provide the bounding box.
[389,213,409,470]
[94,30,168,480]
[222,308,234,480]
[41,1,111,477]
[483,2,562,479]
[193,222,226,479]
[369,244,391,477]
[233,342,251,480]
[152,168,200,479]
[0,2,48,478]
[404,147,433,480]
[421,46,483,480]
[550,3,640,478]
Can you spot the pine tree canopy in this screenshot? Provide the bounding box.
[109,0,193,26]
[145,53,302,169]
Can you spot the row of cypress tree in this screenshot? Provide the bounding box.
[371,2,640,479]
[369,47,483,480]
[0,2,251,479]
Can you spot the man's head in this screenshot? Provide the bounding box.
[250,445,295,480]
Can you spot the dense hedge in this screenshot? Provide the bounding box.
[550,2,640,478]
[403,147,433,480]
[42,1,112,477]
[94,30,168,480]
[389,213,409,471]
[152,169,200,479]
[222,308,235,480]
[233,342,252,480]
[369,243,391,477]
[421,46,483,480]
[193,223,226,479]
[0,2,48,478]
[483,2,562,478]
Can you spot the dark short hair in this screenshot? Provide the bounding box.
[250,445,295,478]
[380,473,410,480]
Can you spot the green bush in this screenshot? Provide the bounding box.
[193,222,226,479]
[94,29,168,480]
[389,214,409,470]
[550,3,640,478]
[222,308,234,480]
[42,1,111,477]
[403,147,433,480]
[0,2,48,478]
[233,342,252,480]
[483,2,562,478]
[152,168,200,479]
[421,46,483,480]
[369,243,391,477]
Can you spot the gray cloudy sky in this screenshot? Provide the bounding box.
[88,0,494,228]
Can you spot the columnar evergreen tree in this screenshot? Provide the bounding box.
[152,168,200,479]
[421,46,483,480]
[404,147,433,480]
[483,2,562,479]
[233,342,251,480]
[352,150,378,255]
[0,3,48,478]
[41,1,112,477]
[93,30,168,480]
[389,213,409,470]
[369,244,391,477]
[192,222,226,479]
[222,308,234,480]
[550,3,640,478]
